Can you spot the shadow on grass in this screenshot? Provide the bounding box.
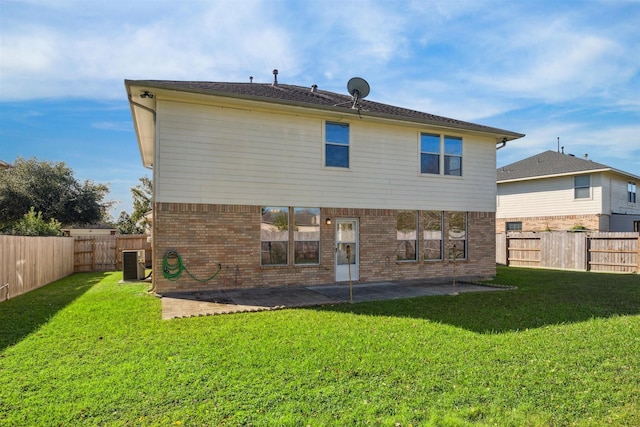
[0,272,107,351]
[317,268,640,334]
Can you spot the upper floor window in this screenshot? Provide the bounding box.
[444,136,463,176]
[628,182,637,203]
[420,133,440,174]
[574,175,590,199]
[420,133,463,176]
[325,122,349,168]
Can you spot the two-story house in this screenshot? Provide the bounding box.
[497,150,640,233]
[125,75,524,293]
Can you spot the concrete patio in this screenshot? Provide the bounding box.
[160,280,513,319]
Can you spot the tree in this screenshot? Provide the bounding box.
[4,207,62,236]
[115,211,140,234]
[130,176,152,230]
[0,157,113,228]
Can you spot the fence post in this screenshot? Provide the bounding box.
[505,233,510,266]
[585,233,589,272]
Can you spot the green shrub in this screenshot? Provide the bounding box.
[3,207,62,236]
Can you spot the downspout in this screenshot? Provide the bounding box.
[496,137,508,150]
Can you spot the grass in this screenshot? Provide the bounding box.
[0,267,639,426]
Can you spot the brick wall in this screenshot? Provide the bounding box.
[153,203,496,293]
[496,214,604,233]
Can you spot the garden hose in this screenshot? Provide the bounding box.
[162,250,222,282]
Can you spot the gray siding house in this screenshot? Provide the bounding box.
[497,150,640,232]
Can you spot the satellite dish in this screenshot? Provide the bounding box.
[347,77,370,99]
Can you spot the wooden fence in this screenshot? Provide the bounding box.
[0,235,75,301]
[496,232,640,273]
[74,235,151,272]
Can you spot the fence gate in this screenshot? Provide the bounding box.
[505,233,541,267]
[588,233,639,273]
[74,235,151,272]
[74,238,96,272]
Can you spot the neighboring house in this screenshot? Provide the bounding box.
[0,160,12,170]
[62,224,118,237]
[125,75,524,293]
[497,150,640,233]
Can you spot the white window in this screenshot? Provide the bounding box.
[294,208,320,265]
[423,211,443,260]
[628,182,637,203]
[506,221,522,231]
[420,133,463,176]
[444,136,463,176]
[448,212,467,260]
[574,175,590,199]
[325,122,349,168]
[420,134,440,174]
[396,210,417,261]
[261,207,289,265]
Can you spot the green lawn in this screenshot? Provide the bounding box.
[1,267,639,426]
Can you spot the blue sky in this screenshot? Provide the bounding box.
[1,0,639,219]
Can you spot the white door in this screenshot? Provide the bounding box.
[335,219,359,282]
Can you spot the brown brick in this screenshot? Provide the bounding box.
[152,203,496,292]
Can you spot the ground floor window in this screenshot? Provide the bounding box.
[448,211,467,260]
[260,207,470,266]
[423,210,443,260]
[396,210,417,261]
[261,207,289,265]
[294,207,320,264]
[506,221,522,231]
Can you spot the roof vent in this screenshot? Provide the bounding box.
[583,153,589,160]
[272,69,278,86]
[311,84,318,93]
[249,76,253,83]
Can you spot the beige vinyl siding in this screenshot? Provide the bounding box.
[497,175,604,218]
[608,173,640,214]
[155,100,497,212]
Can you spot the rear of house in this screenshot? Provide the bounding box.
[497,150,640,233]
[126,76,523,293]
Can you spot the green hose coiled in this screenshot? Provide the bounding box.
[162,250,222,282]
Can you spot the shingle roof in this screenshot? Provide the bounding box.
[497,150,612,181]
[125,79,524,139]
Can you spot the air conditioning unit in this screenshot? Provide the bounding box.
[122,250,146,281]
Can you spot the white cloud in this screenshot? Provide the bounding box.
[0,0,300,100]
[91,121,132,132]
